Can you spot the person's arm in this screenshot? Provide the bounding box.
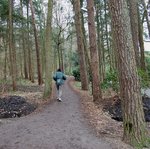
[53,73,57,81]
[63,74,66,80]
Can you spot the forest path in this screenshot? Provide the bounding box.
[0,78,114,149]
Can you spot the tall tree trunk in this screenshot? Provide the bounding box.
[141,0,150,38]
[95,1,103,82]
[60,40,64,72]
[41,30,46,78]
[68,25,73,75]
[43,0,53,98]
[9,0,16,90]
[86,0,102,102]
[29,0,42,85]
[60,48,64,72]
[99,4,106,81]
[27,1,34,82]
[20,0,28,79]
[81,0,91,83]
[104,0,112,71]
[57,43,61,69]
[54,48,57,71]
[109,0,148,146]
[128,0,140,67]
[3,37,8,80]
[138,8,146,71]
[110,26,118,70]
[19,38,23,78]
[72,0,89,90]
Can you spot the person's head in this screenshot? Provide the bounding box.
[57,68,61,72]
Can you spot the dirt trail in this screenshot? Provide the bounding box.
[0,79,116,149]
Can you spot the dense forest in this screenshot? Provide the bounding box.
[0,0,150,148]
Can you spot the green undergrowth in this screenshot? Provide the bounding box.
[0,78,36,86]
[74,81,81,89]
[134,137,150,149]
[138,69,150,89]
[101,70,119,92]
[0,78,37,94]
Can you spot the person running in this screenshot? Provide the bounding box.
[53,68,66,102]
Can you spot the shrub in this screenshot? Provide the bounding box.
[72,67,80,81]
[138,69,150,89]
[101,70,119,92]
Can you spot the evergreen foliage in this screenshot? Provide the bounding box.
[101,70,119,92]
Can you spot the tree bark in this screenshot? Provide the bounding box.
[43,0,53,98]
[104,0,112,71]
[9,0,16,90]
[29,0,42,85]
[95,1,104,82]
[20,0,28,79]
[99,3,106,81]
[80,0,91,83]
[18,38,23,78]
[87,0,102,102]
[27,0,34,82]
[138,8,146,71]
[128,0,140,67]
[141,0,150,38]
[3,36,8,80]
[108,0,148,146]
[72,0,89,90]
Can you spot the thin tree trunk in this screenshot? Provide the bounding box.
[87,0,102,102]
[60,48,64,72]
[69,25,73,75]
[3,37,8,80]
[110,26,118,70]
[60,40,64,72]
[104,0,112,71]
[72,0,89,90]
[81,0,91,83]
[19,38,23,78]
[27,1,34,82]
[128,0,140,67]
[99,5,105,81]
[41,28,46,79]
[29,0,42,85]
[9,0,16,90]
[141,0,150,38]
[54,48,57,72]
[95,2,103,82]
[57,43,61,69]
[138,8,146,71]
[20,0,28,79]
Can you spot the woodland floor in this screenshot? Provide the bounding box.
[0,77,149,149]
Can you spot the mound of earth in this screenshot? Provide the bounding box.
[103,95,150,122]
[0,95,36,118]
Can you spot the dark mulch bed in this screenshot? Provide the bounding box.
[103,95,150,122]
[0,96,37,118]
